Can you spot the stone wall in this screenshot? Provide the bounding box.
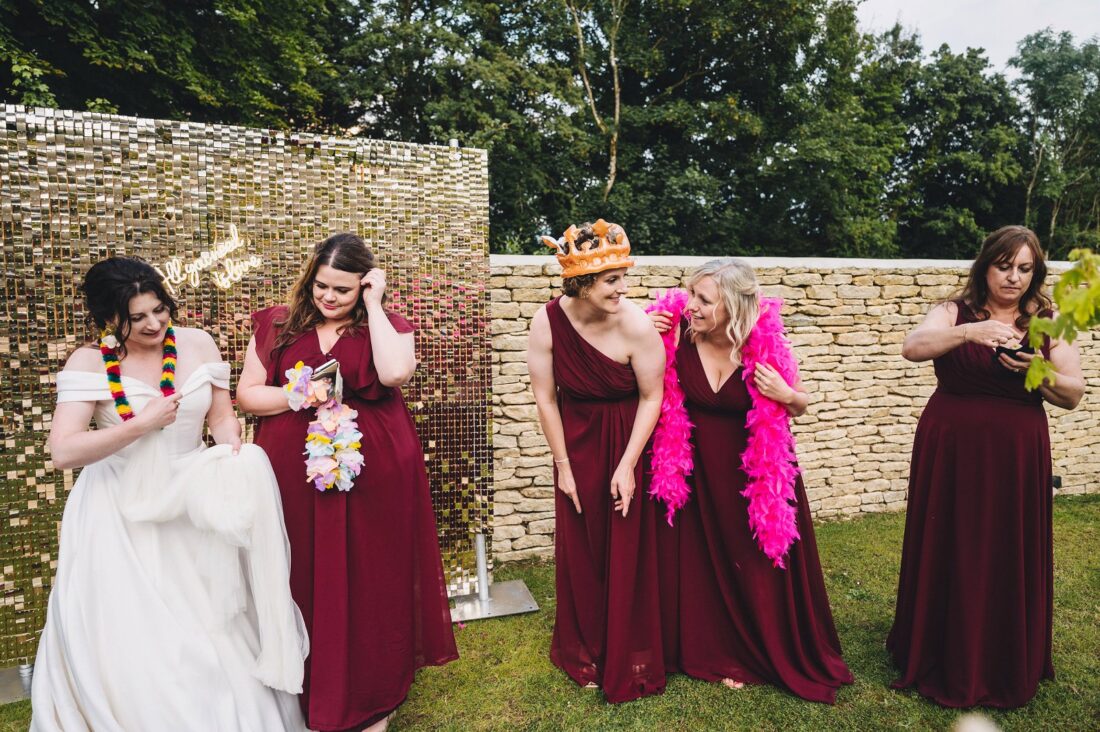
[490,255,1099,562]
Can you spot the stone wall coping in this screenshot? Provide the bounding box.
[490,254,1072,271]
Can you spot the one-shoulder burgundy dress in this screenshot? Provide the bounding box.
[252,306,457,732]
[888,300,1054,708]
[546,297,666,703]
[657,326,852,703]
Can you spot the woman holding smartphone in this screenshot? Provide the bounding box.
[238,233,457,732]
[889,225,1084,708]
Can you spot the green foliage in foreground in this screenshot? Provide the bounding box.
[2,495,1097,731]
[1029,249,1100,390]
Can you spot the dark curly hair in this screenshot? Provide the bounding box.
[81,257,178,354]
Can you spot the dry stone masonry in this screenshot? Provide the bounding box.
[490,256,1099,563]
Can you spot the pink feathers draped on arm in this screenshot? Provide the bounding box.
[645,288,694,525]
[740,297,801,568]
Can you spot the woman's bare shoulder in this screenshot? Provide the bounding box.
[61,344,104,373]
[173,326,222,361]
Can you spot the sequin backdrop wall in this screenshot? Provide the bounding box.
[0,106,493,665]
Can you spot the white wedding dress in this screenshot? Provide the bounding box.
[31,362,309,731]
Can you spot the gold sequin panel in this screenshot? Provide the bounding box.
[0,105,493,665]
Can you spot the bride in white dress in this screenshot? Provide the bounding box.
[31,257,308,731]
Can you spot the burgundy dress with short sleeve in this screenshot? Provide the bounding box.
[251,306,457,732]
[546,297,666,703]
[888,300,1054,708]
[657,324,852,703]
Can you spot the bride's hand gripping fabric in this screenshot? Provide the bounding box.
[206,384,242,455]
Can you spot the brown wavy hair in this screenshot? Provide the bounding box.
[958,225,1051,330]
[274,232,380,349]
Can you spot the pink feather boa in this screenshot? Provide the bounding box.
[739,297,801,568]
[644,289,694,525]
[647,290,802,567]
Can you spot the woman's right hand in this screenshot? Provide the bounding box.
[648,309,674,333]
[962,320,1020,348]
[557,462,582,514]
[133,392,183,432]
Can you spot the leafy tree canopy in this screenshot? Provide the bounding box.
[2,2,1097,258]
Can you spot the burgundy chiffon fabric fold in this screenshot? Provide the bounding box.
[252,306,457,732]
[546,297,666,703]
[657,330,852,703]
[888,300,1054,708]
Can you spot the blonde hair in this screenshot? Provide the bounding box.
[687,258,760,366]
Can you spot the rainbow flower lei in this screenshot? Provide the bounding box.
[284,361,364,492]
[99,323,177,420]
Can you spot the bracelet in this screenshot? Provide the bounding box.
[961,324,970,343]
[553,457,570,464]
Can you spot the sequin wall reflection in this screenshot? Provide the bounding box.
[0,106,492,665]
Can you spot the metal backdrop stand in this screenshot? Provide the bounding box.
[449,533,539,622]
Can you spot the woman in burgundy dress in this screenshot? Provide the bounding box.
[890,225,1084,708]
[238,233,457,731]
[649,258,853,703]
[528,220,666,703]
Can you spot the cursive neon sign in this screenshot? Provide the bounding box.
[156,225,264,293]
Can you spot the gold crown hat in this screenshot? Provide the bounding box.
[541,219,635,279]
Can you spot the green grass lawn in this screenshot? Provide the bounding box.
[3,495,1097,731]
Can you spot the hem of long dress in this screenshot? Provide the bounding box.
[887,654,1054,710]
[306,652,459,732]
[550,651,666,704]
[677,664,851,705]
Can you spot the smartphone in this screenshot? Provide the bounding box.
[994,344,1034,360]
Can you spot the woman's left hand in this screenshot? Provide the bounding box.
[610,461,635,518]
[222,433,242,456]
[998,349,1034,375]
[753,362,794,404]
[361,268,386,309]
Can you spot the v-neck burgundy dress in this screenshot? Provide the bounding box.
[546,297,666,703]
[887,301,1054,708]
[251,306,457,732]
[657,328,852,703]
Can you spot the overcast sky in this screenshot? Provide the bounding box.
[855,0,1100,75]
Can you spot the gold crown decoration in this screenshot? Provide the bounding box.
[540,219,635,279]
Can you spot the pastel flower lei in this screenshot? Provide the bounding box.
[99,323,177,420]
[284,361,364,492]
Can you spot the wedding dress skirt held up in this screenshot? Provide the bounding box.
[31,363,309,731]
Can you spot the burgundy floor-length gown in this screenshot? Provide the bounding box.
[657,329,852,703]
[546,297,666,703]
[888,301,1054,708]
[252,306,458,732]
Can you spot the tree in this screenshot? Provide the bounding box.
[894,42,1024,259]
[0,0,332,129]
[1012,30,1100,257]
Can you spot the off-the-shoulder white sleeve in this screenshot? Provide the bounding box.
[55,371,111,403]
[180,362,232,397]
